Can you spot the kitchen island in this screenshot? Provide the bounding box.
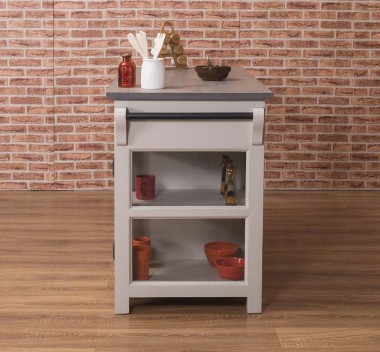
[106,67,273,314]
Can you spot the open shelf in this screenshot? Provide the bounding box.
[132,189,245,207]
[132,151,246,207]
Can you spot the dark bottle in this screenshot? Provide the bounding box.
[220,154,229,195]
[118,54,136,88]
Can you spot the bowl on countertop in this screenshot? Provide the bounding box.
[204,241,239,267]
[195,65,231,81]
[216,257,245,280]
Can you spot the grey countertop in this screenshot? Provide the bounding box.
[106,67,273,101]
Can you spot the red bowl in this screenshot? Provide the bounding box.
[204,241,239,267]
[216,257,245,280]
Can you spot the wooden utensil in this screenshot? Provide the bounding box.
[127,33,145,58]
[137,30,149,59]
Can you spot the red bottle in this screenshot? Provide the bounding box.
[118,54,136,88]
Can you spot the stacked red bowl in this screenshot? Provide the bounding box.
[215,257,245,280]
[204,241,238,267]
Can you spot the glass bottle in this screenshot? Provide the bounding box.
[118,54,136,88]
[220,154,229,195]
[225,160,236,205]
[223,159,233,198]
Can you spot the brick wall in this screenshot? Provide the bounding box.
[1,0,379,190]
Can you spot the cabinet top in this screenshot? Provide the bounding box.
[106,67,273,101]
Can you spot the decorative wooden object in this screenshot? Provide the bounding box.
[158,21,188,68]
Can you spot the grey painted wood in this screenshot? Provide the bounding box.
[106,67,273,101]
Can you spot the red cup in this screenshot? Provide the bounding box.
[136,174,155,200]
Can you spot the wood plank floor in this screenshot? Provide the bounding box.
[0,191,379,351]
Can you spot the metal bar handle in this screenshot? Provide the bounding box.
[125,112,253,120]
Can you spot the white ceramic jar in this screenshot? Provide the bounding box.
[141,58,165,89]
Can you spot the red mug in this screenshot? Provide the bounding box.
[135,174,155,200]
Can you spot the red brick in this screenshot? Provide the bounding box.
[285,97,318,105]
[265,180,298,189]
[301,162,332,170]
[286,40,318,48]
[355,3,380,11]
[240,11,268,20]
[321,2,352,10]
[304,30,334,39]
[268,106,300,114]
[13,172,45,180]
[317,171,348,180]
[333,181,365,189]
[76,180,107,189]
[283,171,316,180]
[283,153,316,161]
[334,162,366,171]
[288,20,319,29]
[266,143,299,151]
[287,2,318,10]
[58,171,93,180]
[266,161,299,170]
[0,182,28,190]
[121,0,153,8]
[54,1,85,9]
[299,180,332,189]
[301,142,331,152]
[352,153,380,161]
[305,11,336,20]
[317,153,348,161]
[338,12,370,21]
[284,134,316,142]
[351,171,380,180]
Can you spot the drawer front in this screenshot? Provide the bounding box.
[127,119,252,150]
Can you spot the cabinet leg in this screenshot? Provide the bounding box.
[115,297,130,314]
[246,296,262,314]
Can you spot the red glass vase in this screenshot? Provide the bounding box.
[118,54,136,88]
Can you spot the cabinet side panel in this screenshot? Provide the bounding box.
[246,146,264,313]
[114,146,131,313]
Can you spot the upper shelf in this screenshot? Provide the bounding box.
[106,67,273,102]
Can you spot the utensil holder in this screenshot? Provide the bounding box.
[141,58,165,89]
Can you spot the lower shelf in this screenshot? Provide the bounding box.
[146,259,242,282]
[128,259,248,298]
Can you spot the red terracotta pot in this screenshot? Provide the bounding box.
[133,245,151,280]
[133,236,151,247]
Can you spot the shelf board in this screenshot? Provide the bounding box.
[150,259,236,281]
[130,189,248,218]
[129,260,247,298]
[129,206,248,219]
[132,189,245,207]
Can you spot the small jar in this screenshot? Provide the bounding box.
[118,54,136,88]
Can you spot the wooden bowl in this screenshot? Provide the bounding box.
[216,257,245,280]
[195,66,231,81]
[204,241,239,267]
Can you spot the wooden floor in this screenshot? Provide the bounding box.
[0,191,379,351]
